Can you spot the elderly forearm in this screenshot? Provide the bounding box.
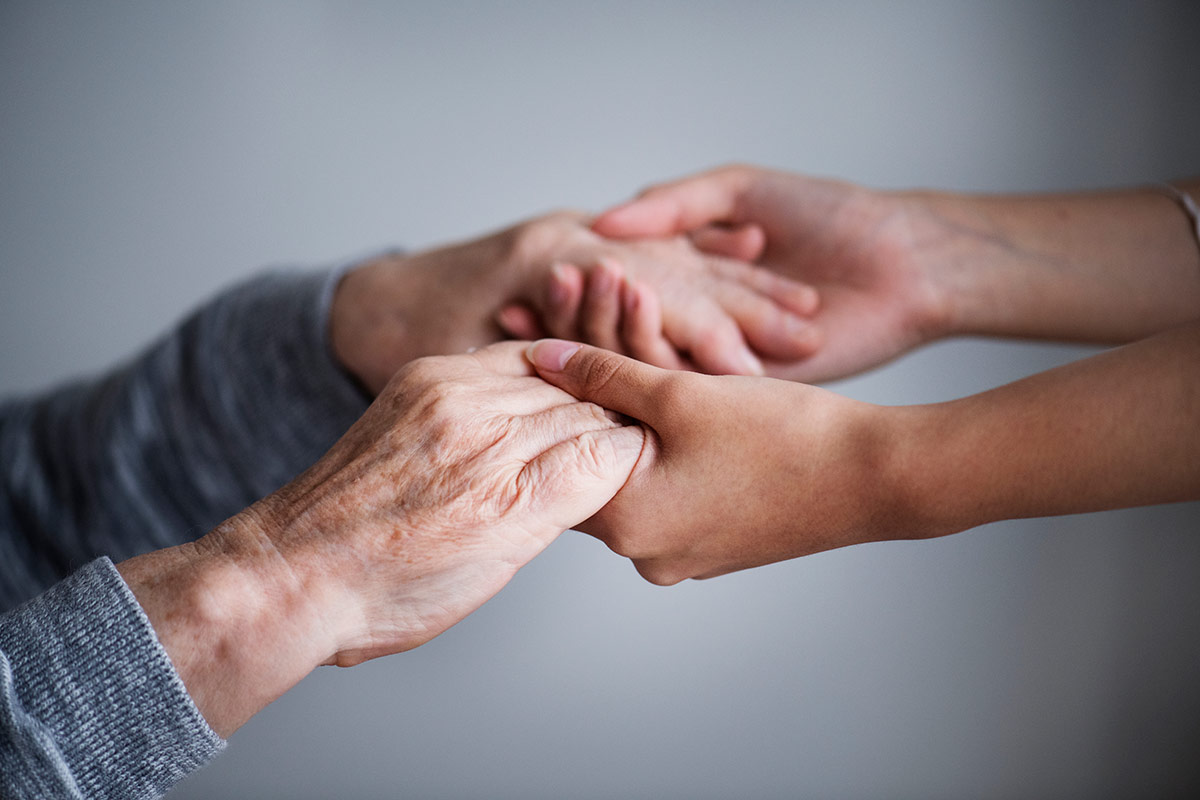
[906,180,1200,343]
[0,269,368,611]
[893,320,1200,536]
[115,507,335,739]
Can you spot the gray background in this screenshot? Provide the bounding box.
[3,1,1199,798]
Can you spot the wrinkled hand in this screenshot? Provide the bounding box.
[591,164,953,382]
[332,211,821,395]
[525,339,909,585]
[120,342,646,735]
[495,232,821,375]
[257,341,647,665]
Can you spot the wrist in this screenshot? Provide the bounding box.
[868,401,976,544]
[117,506,337,737]
[328,252,420,395]
[887,188,989,341]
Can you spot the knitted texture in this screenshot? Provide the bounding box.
[0,558,223,799]
[0,266,370,797]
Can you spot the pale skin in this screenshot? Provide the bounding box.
[105,208,818,740]
[579,164,1200,380]
[331,209,820,393]
[520,164,1200,584]
[99,169,1200,738]
[117,343,648,737]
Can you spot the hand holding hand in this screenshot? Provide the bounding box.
[331,211,822,395]
[525,339,912,585]
[495,232,821,375]
[120,342,646,735]
[591,164,953,382]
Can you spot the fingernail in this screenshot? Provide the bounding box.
[783,315,821,351]
[622,279,639,313]
[591,262,613,293]
[737,346,764,376]
[527,339,582,372]
[784,314,811,336]
[798,286,820,314]
[598,256,624,279]
[549,263,571,305]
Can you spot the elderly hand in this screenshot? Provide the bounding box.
[590,164,951,382]
[494,231,821,375]
[118,342,646,736]
[525,339,911,586]
[331,210,820,394]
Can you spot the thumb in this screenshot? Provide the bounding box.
[689,222,767,262]
[526,339,664,420]
[522,424,647,535]
[591,170,746,239]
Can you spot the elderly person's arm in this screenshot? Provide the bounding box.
[1,211,815,612]
[2,343,643,798]
[525,325,1200,584]
[0,269,369,612]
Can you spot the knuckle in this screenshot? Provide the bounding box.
[393,355,444,389]
[577,350,627,398]
[510,210,590,264]
[648,373,693,417]
[634,560,688,587]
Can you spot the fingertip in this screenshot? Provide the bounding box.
[591,203,637,237]
[549,262,584,306]
[787,317,823,355]
[692,335,764,377]
[741,223,767,260]
[495,304,543,340]
[737,345,765,377]
[621,276,639,315]
[593,196,677,239]
[589,257,623,294]
[690,223,767,262]
[793,284,820,316]
[773,280,821,317]
[526,339,582,373]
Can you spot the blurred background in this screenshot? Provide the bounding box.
[2,1,1199,797]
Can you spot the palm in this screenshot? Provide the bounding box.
[739,179,939,382]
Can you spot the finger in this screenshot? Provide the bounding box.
[689,223,766,262]
[706,257,820,317]
[505,398,626,464]
[543,262,585,340]
[592,168,750,239]
[495,304,546,341]
[620,278,685,370]
[579,257,624,353]
[663,304,764,376]
[466,340,541,377]
[703,282,823,361]
[525,340,668,420]
[518,424,649,536]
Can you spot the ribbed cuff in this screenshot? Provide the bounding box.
[0,558,224,799]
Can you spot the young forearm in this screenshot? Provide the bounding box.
[895,319,1200,536]
[907,180,1200,343]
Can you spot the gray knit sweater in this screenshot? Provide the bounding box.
[0,268,370,798]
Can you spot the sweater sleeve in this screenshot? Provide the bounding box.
[0,267,370,611]
[0,265,376,797]
[0,557,223,800]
